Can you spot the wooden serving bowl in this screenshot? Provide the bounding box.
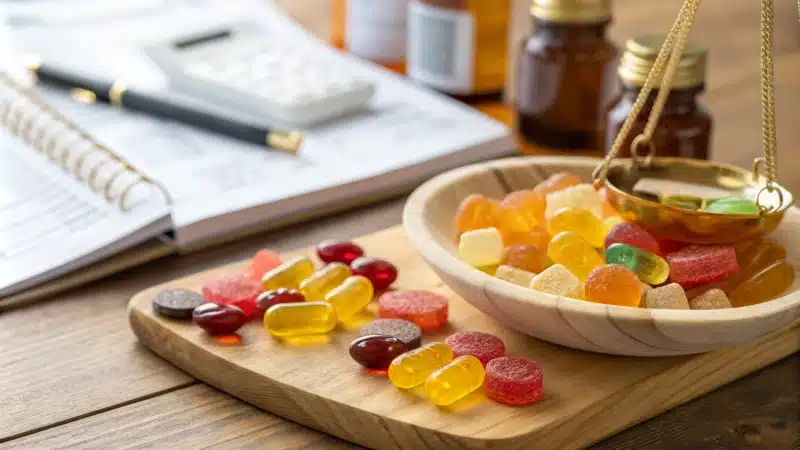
[402,156,800,356]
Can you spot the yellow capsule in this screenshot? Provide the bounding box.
[299,262,352,301]
[547,231,604,281]
[261,256,315,290]
[264,301,337,337]
[388,342,453,389]
[547,207,606,248]
[424,355,485,406]
[324,275,374,319]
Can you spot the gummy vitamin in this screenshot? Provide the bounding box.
[666,245,739,288]
[455,194,499,236]
[500,244,552,274]
[484,356,544,406]
[378,290,449,331]
[425,355,485,406]
[458,227,504,267]
[263,301,337,337]
[644,283,690,310]
[547,207,606,248]
[494,265,536,287]
[246,250,282,282]
[544,183,604,219]
[605,243,670,285]
[547,231,604,281]
[689,288,732,310]
[444,331,505,366]
[202,274,262,318]
[604,223,660,255]
[388,342,453,389]
[529,264,584,298]
[584,264,642,307]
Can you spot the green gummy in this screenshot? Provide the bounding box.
[605,243,670,284]
[605,243,643,272]
[705,196,759,215]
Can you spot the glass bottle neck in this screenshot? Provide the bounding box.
[531,18,610,43]
[620,85,704,115]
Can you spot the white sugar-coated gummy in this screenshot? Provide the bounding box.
[458,228,504,268]
[529,264,583,298]
[545,184,604,219]
[689,288,732,310]
[645,283,690,310]
[495,265,536,287]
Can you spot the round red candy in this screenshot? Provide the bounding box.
[245,249,282,282]
[352,257,398,290]
[378,290,448,331]
[202,274,262,318]
[484,357,544,406]
[604,223,660,255]
[666,245,739,288]
[444,331,505,366]
[316,240,364,265]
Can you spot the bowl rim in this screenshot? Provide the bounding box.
[402,155,800,325]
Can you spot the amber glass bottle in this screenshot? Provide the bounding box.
[605,35,712,159]
[515,0,618,153]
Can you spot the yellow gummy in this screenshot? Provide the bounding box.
[424,355,485,406]
[299,262,352,301]
[324,275,374,319]
[264,301,337,337]
[547,231,604,281]
[388,342,453,389]
[458,227,504,267]
[603,216,625,233]
[262,256,315,290]
[547,207,606,248]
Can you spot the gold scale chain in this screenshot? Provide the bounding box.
[595,0,780,189]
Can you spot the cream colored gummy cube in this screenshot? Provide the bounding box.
[495,265,536,287]
[545,183,603,219]
[529,264,583,298]
[689,288,732,310]
[458,227,503,267]
[645,283,690,309]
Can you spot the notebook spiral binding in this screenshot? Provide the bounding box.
[0,71,171,211]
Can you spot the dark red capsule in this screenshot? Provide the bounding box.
[256,288,306,312]
[351,257,398,290]
[349,334,408,370]
[192,303,246,335]
[316,240,365,265]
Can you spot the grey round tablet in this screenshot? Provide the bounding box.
[152,289,205,320]
[360,318,422,350]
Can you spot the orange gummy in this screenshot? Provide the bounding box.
[730,260,795,307]
[502,228,550,250]
[533,172,582,197]
[500,244,553,274]
[731,239,787,283]
[584,264,643,307]
[501,190,545,229]
[455,194,500,236]
[495,204,538,238]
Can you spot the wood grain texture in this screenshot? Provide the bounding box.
[128,225,799,450]
[3,385,363,450]
[404,156,800,356]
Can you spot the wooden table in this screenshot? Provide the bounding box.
[2,1,798,449]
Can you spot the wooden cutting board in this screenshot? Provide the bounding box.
[128,226,799,450]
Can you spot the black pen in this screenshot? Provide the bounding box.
[24,55,303,154]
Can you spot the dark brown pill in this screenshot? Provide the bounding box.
[360,318,422,350]
[349,334,408,370]
[152,289,205,319]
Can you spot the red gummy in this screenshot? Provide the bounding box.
[316,240,364,265]
[245,250,282,281]
[352,257,398,290]
[202,274,262,318]
[255,288,305,312]
[604,223,660,255]
[657,238,688,256]
[192,303,247,335]
[444,331,505,366]
[378,290,448,331]
[666,245,739,288]
[484,356,544,406]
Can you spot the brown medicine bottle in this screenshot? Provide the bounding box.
[605,35,712,159]
[515,0,618,153]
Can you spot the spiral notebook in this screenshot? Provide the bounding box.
[0,1,514,304]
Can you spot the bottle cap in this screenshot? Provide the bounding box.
[531,0,612,23]
[618,35,708,89]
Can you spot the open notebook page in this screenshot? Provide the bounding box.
[19,0,512,247]
[0,132,171,296]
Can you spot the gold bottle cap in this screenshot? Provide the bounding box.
[618,35,708,89]
[531,0,612,23]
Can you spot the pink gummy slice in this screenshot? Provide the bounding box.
[245,250,282,282]
[202,274,262,318]
[604,223,660,255]
[444,331,505,366]
[378,290,448,331]
[666,245,739,288]
[484,356,543,406]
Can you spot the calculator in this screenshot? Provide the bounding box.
[144,22,376,126]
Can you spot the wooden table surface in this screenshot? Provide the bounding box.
[2,1,798,449]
